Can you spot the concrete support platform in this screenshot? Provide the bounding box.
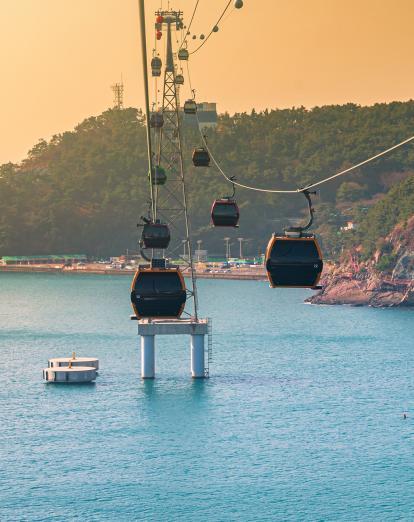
[43,366,97,383]
[191,334,205,378]
[136,318,210,379]
[48,357,99,370]
[141,334,155,379]
[137,318,208,336]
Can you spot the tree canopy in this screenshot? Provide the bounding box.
[1,101,414,258]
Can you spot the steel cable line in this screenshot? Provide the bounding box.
[196,119,299,193]
[179,0,200,49]
[185,24,414,195]
[197,120,414,193]
[220,5,235,26]
[138,0,156,218]
[189,0,232,55]
[185,61,194,99]
[303,136,414,190]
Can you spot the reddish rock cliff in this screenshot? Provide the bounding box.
[308,217,414,307]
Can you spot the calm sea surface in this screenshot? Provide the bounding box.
[0,273,413,521]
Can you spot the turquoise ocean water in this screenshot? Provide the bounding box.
[0,272,413,521]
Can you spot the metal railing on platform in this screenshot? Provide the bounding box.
[205,317,213,378]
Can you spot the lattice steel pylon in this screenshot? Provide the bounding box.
[111,81,124,109]
[154,10,199,320]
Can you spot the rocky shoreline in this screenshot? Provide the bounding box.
[308,216,414,308]
[308,268,414,307]
[307,217,414,307]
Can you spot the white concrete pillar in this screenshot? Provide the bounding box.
[191,334,205,378]
[141,335,155,379]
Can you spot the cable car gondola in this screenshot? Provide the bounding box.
[140,218,170,249]
[149,166,167,185]
[175,74,184,85]
[151,56,162,77]
[184,99,197,115]
[130,266,186,319]
[265,190,323,288]
[150,111,164,128]
[192,147,210,167]
[211,198,240,227]
[178,48,189,61]
[211,179,239,227]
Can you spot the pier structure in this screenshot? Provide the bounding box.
[43,366,97,383]
[48,353,99,370]
[135,318,212,379]
[43,352,99,383]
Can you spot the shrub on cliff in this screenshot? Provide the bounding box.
[356,175,414,257]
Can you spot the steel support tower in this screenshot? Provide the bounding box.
[136,1,211,378]
[155,9,199,320]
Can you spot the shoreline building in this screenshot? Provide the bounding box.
[183,102,217,130]
[1,254,87,266]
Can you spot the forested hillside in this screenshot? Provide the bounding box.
[1,101,414,257]
[348,173,414,262]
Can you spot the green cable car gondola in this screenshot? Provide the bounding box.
[149,166,167,185]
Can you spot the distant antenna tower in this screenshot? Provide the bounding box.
[111,80,124,109]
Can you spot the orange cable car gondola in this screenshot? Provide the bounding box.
[265,190,323,288]
[130,261,186,319]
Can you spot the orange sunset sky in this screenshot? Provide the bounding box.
[0,0,413,164]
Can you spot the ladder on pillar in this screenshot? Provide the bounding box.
[204,317,213,378]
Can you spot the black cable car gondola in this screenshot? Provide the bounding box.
[211,199,239,227]
[151,56,162,77]
[265,190,323,288]
[192,147,210,167]
[211,179,239,227]
[150,111,164,128]
[183,99,197,115]
[130,266,186,319]
[140,218,171,250]
[178,48,189,61]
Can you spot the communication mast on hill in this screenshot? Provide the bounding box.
[111,80,124,109]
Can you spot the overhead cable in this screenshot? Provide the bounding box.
[189,0,232,55]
